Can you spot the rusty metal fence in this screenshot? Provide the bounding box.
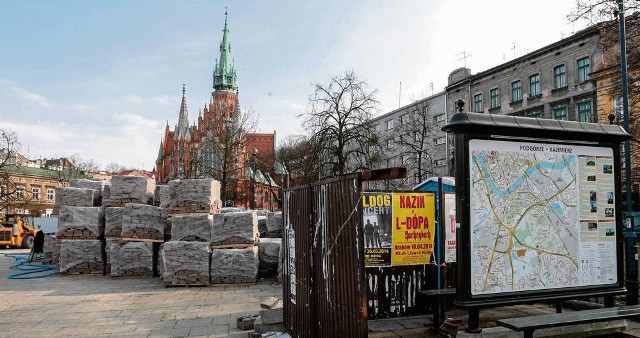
[283,174,367,338]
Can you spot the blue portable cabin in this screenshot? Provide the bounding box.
[413,176,455,289]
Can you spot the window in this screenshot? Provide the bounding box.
[32,187,40,200]
[400,114,410,125]
[511,81,522,102]
[435,159,447,167]
[577,57,590,82]
[414,132,422,142]
[554,65,566,88]
[386,119,394,130]
[433,137,446,145]
[47,188,55,201]
[434,114,446,122]
[474,94,483,112]
[528,111,542,118]
[529,74,540,97]
[16,186,25,199]
[578,101,592,122]
[490,88,500,108]
[553,106,568,120]
[386,139,394,149]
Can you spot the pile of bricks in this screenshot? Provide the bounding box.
[211,212,258,247]
[109,241,154,277]
[265,212,283,238]
[55,187,96,209]
[154,185,170,209]
[110,176,153,206]
[121,203,168,241]
[210,246,259,284]
[167,178,221,215]
[170,215,212,242]
[59,239,104,275]
[161,241,211,286]
[56,206,104,240]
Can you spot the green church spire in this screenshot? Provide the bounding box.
[213,8,237,91]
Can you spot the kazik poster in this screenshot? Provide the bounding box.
[362,192,436,267]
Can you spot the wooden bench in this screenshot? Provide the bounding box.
[418,288,456,328]
[496,305,640,338]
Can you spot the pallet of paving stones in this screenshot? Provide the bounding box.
[110,176,153,207]
[169,214,212,242]
[56,206,105,239]
[167,178,221,215]
[153,185,170,208]
[265,212,283,238]
[101,184,111,207]
[69,179,104,205]
[161,241,211,286]
[103,237,121,274]
[210,211,259,247]
[55,187,98,208]
[121,203,168,241]
[104,207,124,237]
[210,246,258,284]
[110,241,153,277]
[58,239,104,275]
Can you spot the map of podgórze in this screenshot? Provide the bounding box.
[470,145,579,295]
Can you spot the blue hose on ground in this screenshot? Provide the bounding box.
[4,253,59,279]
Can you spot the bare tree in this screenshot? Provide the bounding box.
[104,162,129,174]
[276,134,320,186]
[195,107,258,203]
[569,1,640,181]
[56,154,101,182]
[0,129,22,213]
[302,70,381,177]
[393,99,437,184]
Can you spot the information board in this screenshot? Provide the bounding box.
[362,192,435,267]
[469,139,618,295]
[444,193,457,263]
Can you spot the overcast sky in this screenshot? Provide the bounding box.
[0,0,587,170]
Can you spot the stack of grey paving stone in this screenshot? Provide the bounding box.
[54,187,96,215]
[110,241,153,277]
[56,206,104,239]
[161,241,211,286]
[70,178,105,206]
[265,211,283,238]
[102,183,111,207]
[153,185,170,209]
[59,239,104,274]
[257,238,282,277]
[210,246,259,284]
[167,178,221,215]
[104,207,124,274]
[110,176,153,206]
[43,235,58,265]
[210,212,258,247]
[121,203,168,241]
[170,215,212,242]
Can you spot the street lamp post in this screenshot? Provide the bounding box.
[616,0,638,305]
[251,148,258,210]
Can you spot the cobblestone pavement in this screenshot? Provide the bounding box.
[0,249,281,338]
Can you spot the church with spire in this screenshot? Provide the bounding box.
[155,10,282,210]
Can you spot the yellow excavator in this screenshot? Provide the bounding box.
[0,214,37,249]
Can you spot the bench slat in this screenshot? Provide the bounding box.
[497,305,640,331]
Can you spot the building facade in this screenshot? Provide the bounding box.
[0,165,68,216]
[155,11,279,210]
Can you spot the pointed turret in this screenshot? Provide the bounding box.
[175,84,191,141]
[212,9,238,91]
[156,139,164,162]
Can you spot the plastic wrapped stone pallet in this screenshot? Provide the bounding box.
[121,203,168,241]
[154,185,170,209]
[102,184,111,207]
[210,246,259,284]
[43,234,58,264]
[167,178,221,215]
[105,207,124,237]
[110,176,153,206]
[210,211,258,247]
[161,241,211,286]
[110,241,153,277]
[265,211,283,238]
[104,237,120,274]
[69,178,104,205]
[55,187,97,208]
[257,238,281,277]
[170,214,212,242]
[59,239,104,275]
[56,206,105,239]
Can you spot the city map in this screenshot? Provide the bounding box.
[469,139,616,295]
